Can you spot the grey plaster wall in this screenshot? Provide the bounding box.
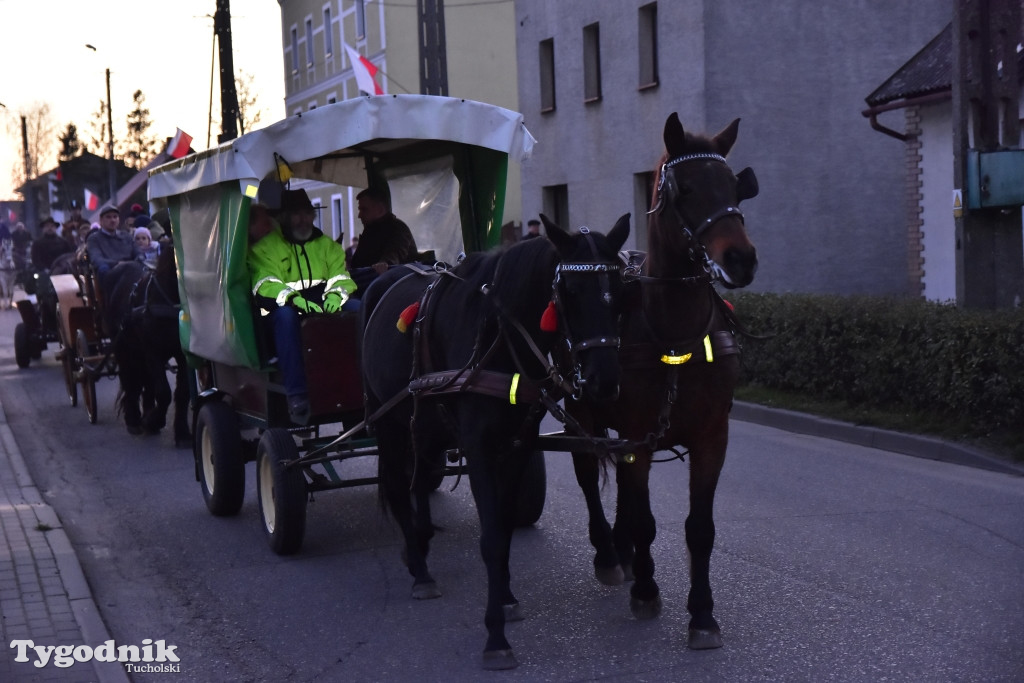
[515,0,949,296]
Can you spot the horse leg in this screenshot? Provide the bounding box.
[619,452,661,620]
[142,356,171,434]
[685,437,727,650]
[171,353,192,448]
[571,452,623,586]
[377,417,440,600]
[118,357,145,435]
[466,447,520,670]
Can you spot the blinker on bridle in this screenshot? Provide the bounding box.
[549,225,622,353]
[648,152,751,242]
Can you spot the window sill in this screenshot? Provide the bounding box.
[540,106,556,114]
[583,96,602,105]
[638,81,659,92]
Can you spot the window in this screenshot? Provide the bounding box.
[305,18,314,67]
[539,38,556,112]
[290,27,299,72]
[332,195,344,241]
[638,3,658,89]
[356,0,366,40]
[583,23,601,102]
[633,171,655,251]
[542,184,569,228]
[323,7,334,57]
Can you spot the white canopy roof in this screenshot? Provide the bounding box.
[148,94,536,201]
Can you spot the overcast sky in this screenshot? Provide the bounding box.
[0,0,285,200]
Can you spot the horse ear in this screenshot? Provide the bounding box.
[713,118,740,156]
[663,113,686,157]
[607,213,631,252]
[736,167,759,202]
[539,214,572,251]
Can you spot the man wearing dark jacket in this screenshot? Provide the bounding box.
[349,186,418,293]
[31,217,74,270]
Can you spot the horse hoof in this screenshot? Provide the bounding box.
[481,649,518,670]
[622,564,634,582]
[630,595,662,620]
[503,602,524,622]
[688,628,723,650]
[126,425,144,436]
[175,438,191,449]
[411,581,441,600]
[595,565,624,586]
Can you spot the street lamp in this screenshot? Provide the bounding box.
[85,44,117,204]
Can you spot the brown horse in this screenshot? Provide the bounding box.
[568,113,759,650]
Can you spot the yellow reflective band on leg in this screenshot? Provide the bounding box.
[509,373,521,405]
[661,353,692,365]
[704,335,714,362]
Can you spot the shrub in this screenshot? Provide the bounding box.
[729,292,1024,440]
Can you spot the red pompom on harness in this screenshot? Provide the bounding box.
[539,300,558,332]
[396,302,420,333]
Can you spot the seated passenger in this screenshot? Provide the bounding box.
[134,227,161,267]
[31,216,74,271]
[248,190,358,424]
[86,204,142,294]
[349,186,419,294]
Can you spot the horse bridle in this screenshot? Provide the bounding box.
[548,227,623,397]
[649,153,746,277]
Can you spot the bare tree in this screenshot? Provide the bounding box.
[84,99,108,156]
[5,101,57,191]
[235,70,267,135]
[124,89,158,169]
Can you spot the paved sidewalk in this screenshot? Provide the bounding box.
[0,399,129,683]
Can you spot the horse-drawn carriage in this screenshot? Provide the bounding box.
[147,94,549,554]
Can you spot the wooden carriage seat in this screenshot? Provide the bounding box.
[50,274,93,346]
[300,312,364,416]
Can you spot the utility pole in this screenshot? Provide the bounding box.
[418,0,448,95]
[215,0,239,143]
[106,68,117,203]
[21,115,36,230]
[953,0,1024,308]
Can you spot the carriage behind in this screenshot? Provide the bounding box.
[147,94,542,554]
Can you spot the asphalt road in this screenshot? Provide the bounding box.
[1,306,1022,682]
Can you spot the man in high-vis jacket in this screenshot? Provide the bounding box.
[248,189,358,424]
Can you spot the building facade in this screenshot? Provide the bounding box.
[514,0,950,296]
[276,0,522,247]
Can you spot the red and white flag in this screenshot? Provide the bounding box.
[344,43,383,96]
[168,128,193,159]
[84,188,100,212]
[7,210,16,223]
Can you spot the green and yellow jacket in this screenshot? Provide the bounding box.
[248,224,356,313]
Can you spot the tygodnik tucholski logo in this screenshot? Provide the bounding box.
[10,638,181,672]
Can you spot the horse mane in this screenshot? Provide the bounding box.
[455,237,558,315]
[154,247,179,303]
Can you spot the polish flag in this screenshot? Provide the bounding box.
[168,128,193,159]
[344,43,383,96]
[84,188,100,212]
[7,210,16,222]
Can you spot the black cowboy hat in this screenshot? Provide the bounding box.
[39,216,60,228]
[279,189,316,212]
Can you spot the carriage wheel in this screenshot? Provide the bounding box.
[76,329,98,424]
[14,323,31,368]
[256,429,307,555]
[514,449,547,528]
[55,305,78,407]
[195,401,245,517]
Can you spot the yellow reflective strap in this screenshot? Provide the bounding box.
[661,353,692,365]
[509,373,521,405]
[704,335,714,362]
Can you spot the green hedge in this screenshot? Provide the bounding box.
[729,292,1024,438]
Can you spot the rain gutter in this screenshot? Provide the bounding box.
[861,91,952,141]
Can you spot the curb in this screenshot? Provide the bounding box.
[731,401,1024,477]
[0,419,131,683]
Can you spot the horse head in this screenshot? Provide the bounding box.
[541,213,630,401]
[649,113,758,288]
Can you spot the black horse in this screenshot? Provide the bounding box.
[106,248,191,447]
[361,215,630,670]
[568,114,759,650]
